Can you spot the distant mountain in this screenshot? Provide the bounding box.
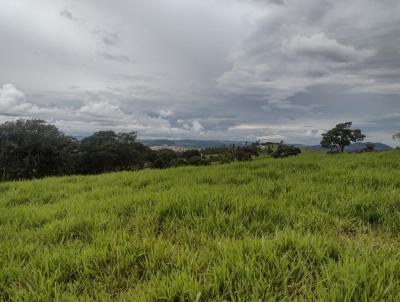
[295,142,392,152]
[78,137,392,152]
[139,139,247,149]
[345,142,392,152]
[140,139,393,151]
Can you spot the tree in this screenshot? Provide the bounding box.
[271,144,301,158]
[181,149,201,159]
[78,131,148,174]
[359,142,375,153]
[0,119,76,181]
[235,148,252,161]
[394,133,400,141]
[320,122,365,153]
[234,145,258,161]
[151,149,178,169]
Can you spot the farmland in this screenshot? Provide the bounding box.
[1,151,400,301]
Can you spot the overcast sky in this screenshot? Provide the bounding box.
[1,0,400,145]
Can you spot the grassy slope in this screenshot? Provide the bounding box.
[1,151,400,301]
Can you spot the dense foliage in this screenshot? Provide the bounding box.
[0,120,77,181]
[270,144,301,158]
[202,144,259,163]
[1,151,400,300]
[77,131,149,174]
[0,120,259,181]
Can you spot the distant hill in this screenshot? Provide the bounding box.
[139,139,247,149]
[140,139,392,152]
[295,142,392,152]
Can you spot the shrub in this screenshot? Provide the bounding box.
[271,144,301,158]
[181,149,201,159]
[359,143,375,153]
[186,156,210,166]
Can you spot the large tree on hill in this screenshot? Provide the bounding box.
[78,131,149,174]
[0,119,76,181]
[320,122,365,153]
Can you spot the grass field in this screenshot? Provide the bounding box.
[1,151,400,301]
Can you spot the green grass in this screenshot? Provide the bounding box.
[1,151,400,301]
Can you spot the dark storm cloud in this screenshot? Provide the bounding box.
[0,0,399,145]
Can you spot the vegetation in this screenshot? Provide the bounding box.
[201,144,259,163]
[359,142,375,153]
[270,144,301,158]
[0,119,76,181]
[1,151,400,301]
[394,132,400,141]
[0,120,259,182]
[321,122,365,152]
[0,120,154,181]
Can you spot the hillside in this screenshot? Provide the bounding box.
[139,139,247,149]
[1,151,400,301]
[140,139,392,152]
[301,142,393,152]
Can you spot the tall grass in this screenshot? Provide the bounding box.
[1,151,400,301]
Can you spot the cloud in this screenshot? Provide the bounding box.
[97,52,136,64]
[0,84,25,109]
[59,9,85,24]
[350,83,400,94]
[60,9,73,20]
[177,119,206,135]
[158,109,174,118]
[191,121,205,133]
[78,101,122,118]
[257,134,287,142]
[0,85,211,139]
[284,33,375,63]
[92,29,120,46]
[0,84,46,116]
[1,0,400,145]
[218,0,400,103]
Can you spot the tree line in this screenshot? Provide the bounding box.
[0,119,397,181]
[0,119,261,181]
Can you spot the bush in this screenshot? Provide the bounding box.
[181,149,201,159]
[327,150,341,155]
[234,146,258,161]
[186,156,210,166]
[235,149,253,161]
[151,149,179,169]
[359,143,375,153]
[271,144,301,158]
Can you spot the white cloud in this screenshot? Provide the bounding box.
[284,33,375,63]
[0,84,25,109]
[257,134,287,142]
[158,109,174,118]
[191,120,205,133]
[350,83,400,95]
[0,84,45,116]
[78,101,122,118]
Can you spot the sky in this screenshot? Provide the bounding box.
[0,0,400,145]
